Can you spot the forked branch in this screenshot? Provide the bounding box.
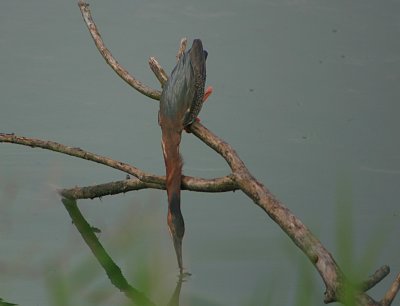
[0,133,238,199]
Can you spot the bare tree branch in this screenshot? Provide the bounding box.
[189,123,343,302]
[149,37,187,87]
[361,266,391,292]
[59,175,238,200]
[149,57,168,85]
[0,133,238,197]
[381,273,400,306]
[60,179,162,200]
[78,0,161,100]
[189,122,397,305]
[148,37,186,86]
[176,37,187,62]
[0,133,151,179]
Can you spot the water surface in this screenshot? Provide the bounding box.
[1,0,399,305]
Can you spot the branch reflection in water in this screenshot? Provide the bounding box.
[61,197,183,306]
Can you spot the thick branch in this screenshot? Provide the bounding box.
[190,124,342,298]
[189,123,395,305]
[78,0,161,100]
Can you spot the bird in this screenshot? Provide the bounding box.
[159,39,212,274]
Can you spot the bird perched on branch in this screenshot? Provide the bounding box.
[159,39,212,274]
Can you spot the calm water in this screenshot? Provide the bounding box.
[1,0,399,305]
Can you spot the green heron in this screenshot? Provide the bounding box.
[159,39,212,274]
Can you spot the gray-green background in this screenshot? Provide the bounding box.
[1,0,399,305]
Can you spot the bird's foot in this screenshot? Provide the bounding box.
[203,86,213,102]
[184,118,201,133]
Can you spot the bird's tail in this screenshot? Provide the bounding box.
[161,127,185,272]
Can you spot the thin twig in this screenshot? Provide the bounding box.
[78,0,161,100]
[176,37,187,62]
[361,265,390,292]
[148,36,187,87]
[149,57,168,86]
[59,179,162,200]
